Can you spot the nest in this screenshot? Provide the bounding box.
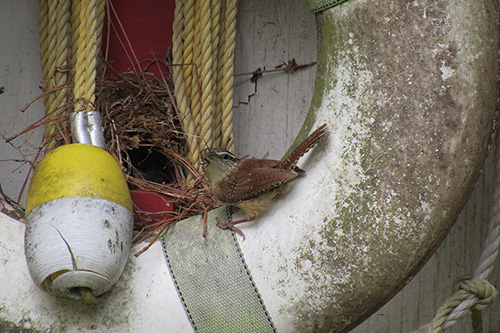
[96,70,220,254]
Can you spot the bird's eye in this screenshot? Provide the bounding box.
[221,153,230,160]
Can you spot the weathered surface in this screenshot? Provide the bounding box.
[239,0,499,332]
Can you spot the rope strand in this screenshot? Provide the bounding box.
[413,135,500,332]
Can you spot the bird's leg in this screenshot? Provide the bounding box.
[216,217,256,239]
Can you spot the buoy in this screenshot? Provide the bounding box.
[24,144,133,303]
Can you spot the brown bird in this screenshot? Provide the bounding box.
[201,123,328,237]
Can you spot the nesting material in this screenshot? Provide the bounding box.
[95,71,220,251]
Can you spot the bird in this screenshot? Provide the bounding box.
[201,123,328,237]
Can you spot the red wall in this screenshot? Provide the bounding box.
[102,0,175,77]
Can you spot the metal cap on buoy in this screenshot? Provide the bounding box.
[24,143,133,302]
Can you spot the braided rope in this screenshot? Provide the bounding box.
[39,0,104,149]
[189,0,204,170]
[429,279,498,333]
[220,0,237,153]
[179,0,201,172]
[190,0,202,140]
[39,0,49,94]
[42,1,59,146]
[39,0,72,149]
[413,137,500,332]
[198,0,214,150]
[73,0,98,112]
[211,0,223,147]
[173,0,237,171]
[51,0,71,150]
[95,0,106,79]
[173,0,197,168]
[70,0,81,70]
[182,0,195,100]
[39,0,49,134]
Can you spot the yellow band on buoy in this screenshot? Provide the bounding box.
[26,144,132,214]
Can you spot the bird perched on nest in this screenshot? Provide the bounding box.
[201,123,328,237]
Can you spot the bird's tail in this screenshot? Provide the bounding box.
[279,123,328,169]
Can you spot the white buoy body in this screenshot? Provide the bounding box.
[25,197,133,298]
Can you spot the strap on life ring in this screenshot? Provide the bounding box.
[162,206,276,332]
[307,0,351,13]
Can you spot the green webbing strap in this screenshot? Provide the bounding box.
[162,206,276,333]
[307,0,351,13]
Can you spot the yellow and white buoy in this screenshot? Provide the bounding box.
[24,143,133,302]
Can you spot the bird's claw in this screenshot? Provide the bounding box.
[216,218,246,240]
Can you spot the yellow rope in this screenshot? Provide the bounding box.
[73,0,98,112]
[39,0,49,94]
[172,0,197,174]
[221,0,237,152]
[213,1,225,148]
[190,0,202,144]
[173,0,238,171]
[53,0,71,146]
[70,0,81,70]
[39,0,104,149]
[39,0,72,149]
[95,0,106,78]
[198,0,214,150]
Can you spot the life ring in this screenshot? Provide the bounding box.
[1,0,499,332]
[235,1,498,331]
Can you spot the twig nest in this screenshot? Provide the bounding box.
[24,144,133,301]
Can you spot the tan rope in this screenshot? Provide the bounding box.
[73,0,98,112]
[39,0,49,96]
[213,1,226,148]
[172,0,238,171]
[39,0,105,149]
[95,0,106,78]
[198,0,214,150]
[172,0,197,171]
[220,0,237,152]
[190,0,203,144]
[39,0,50,139]
[39,0,72,149]
[429,279,498,333]
[210,0,221,146]
[70,0,81,70]
[53,0,71,147]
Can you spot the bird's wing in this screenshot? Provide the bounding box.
[214,159,297,203]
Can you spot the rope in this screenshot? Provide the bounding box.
[413,136,500,332]
[39,0,49,86]
[52,0,71,149]
[73,0,98,112]
[211,0,222,147]
[70,0,81,70]
[172,0,198,175]
[39,0,105,149]
[198,0,214,150]
[220,0,237,152]
[428,279,498,333]
[172,0,238,172]
[39,0,72,149]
